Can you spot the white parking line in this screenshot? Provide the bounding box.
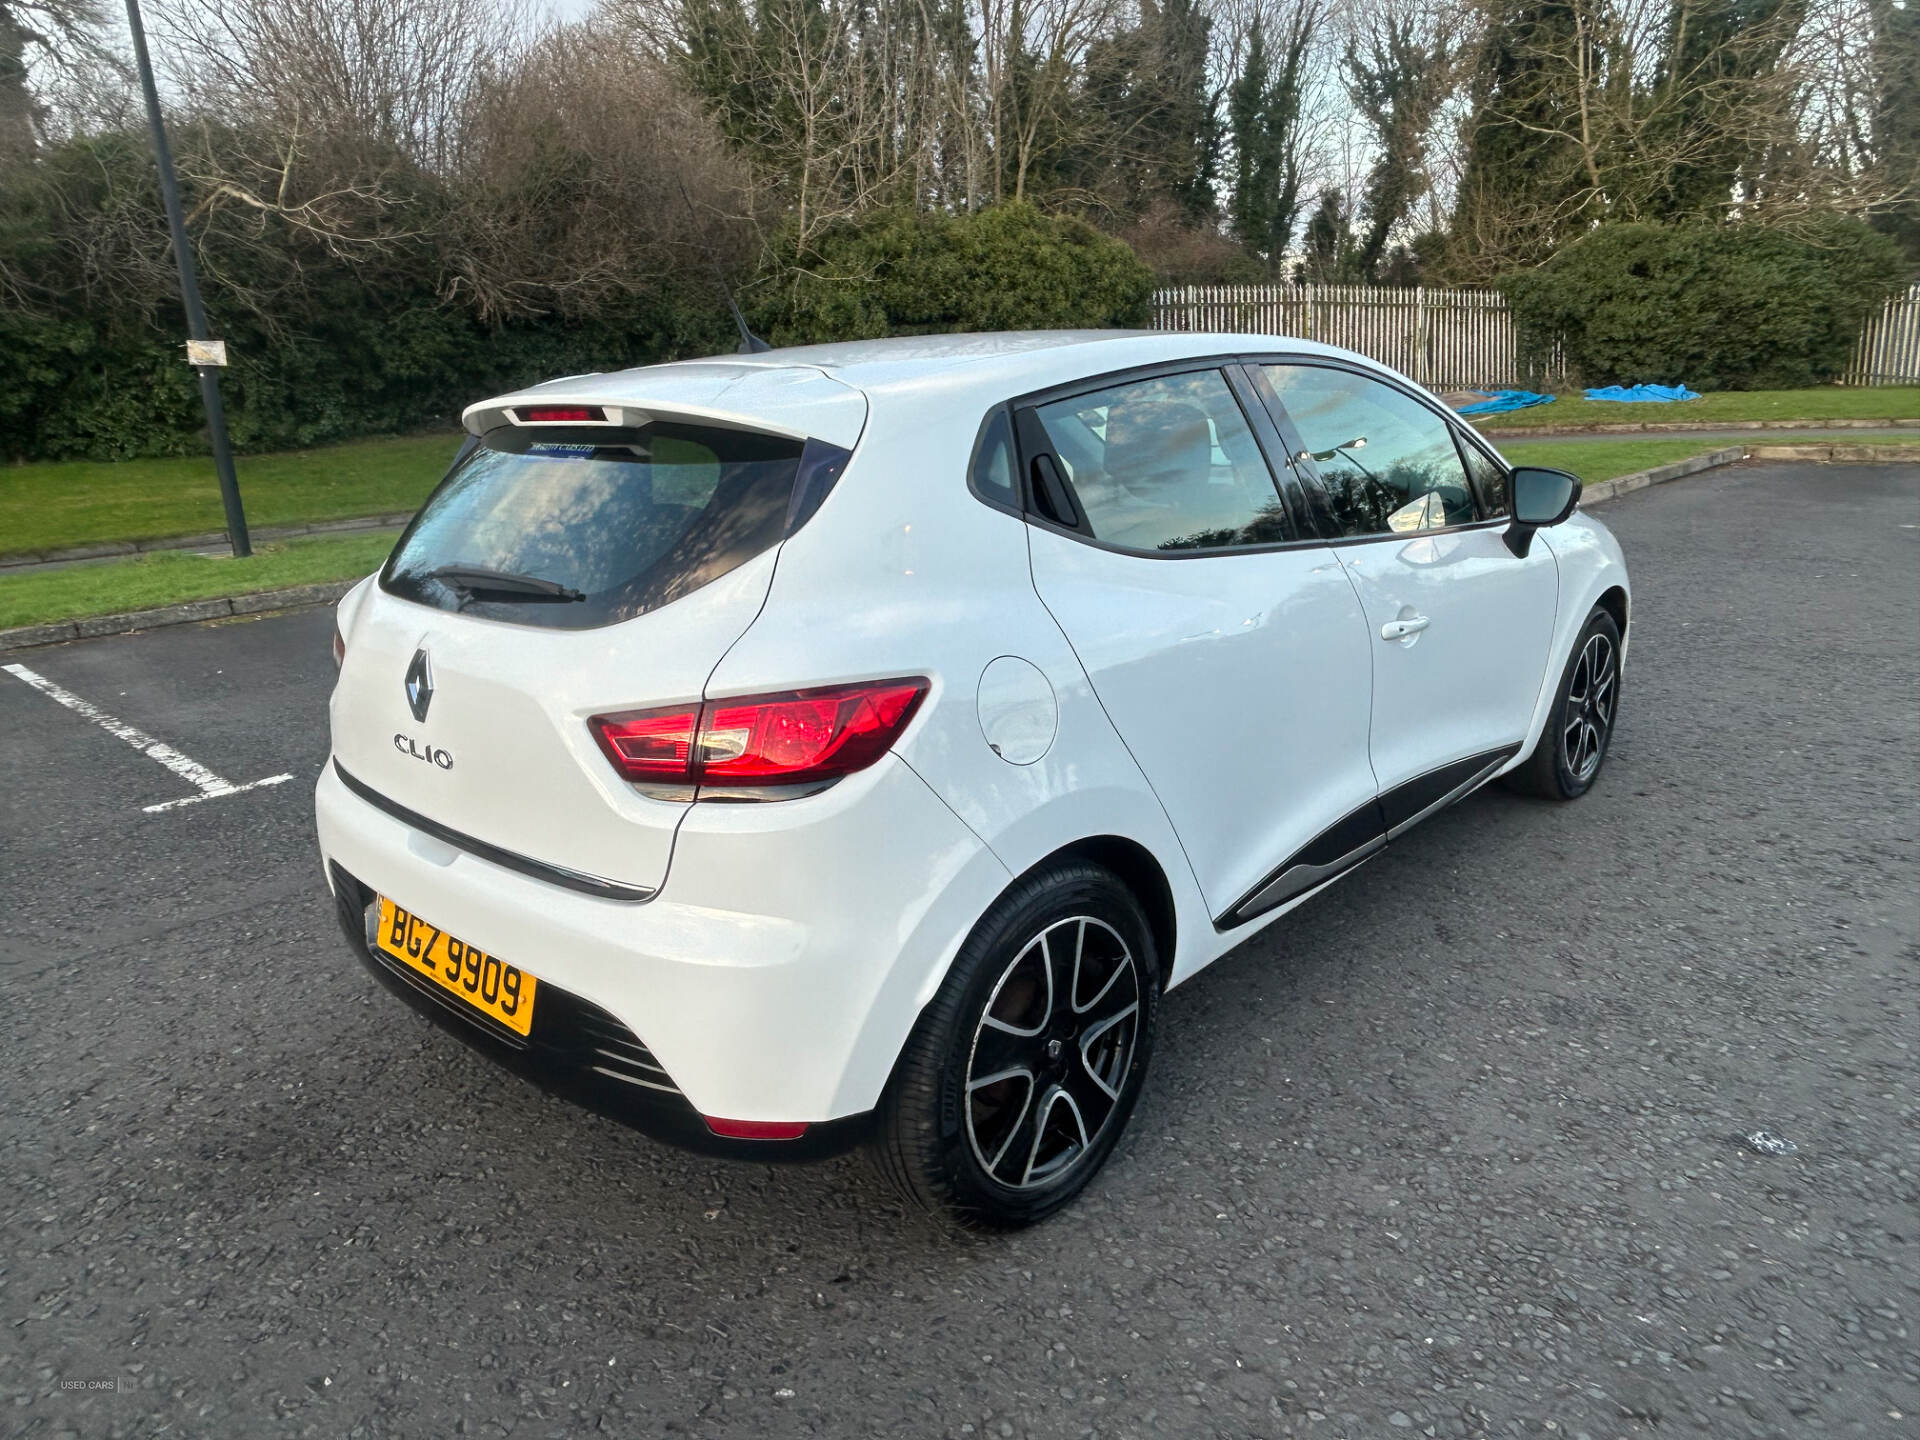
[3,662,294,814]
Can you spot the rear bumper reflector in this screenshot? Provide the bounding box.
[703,1117,811,1141]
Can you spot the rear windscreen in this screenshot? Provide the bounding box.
[382,422,808,629]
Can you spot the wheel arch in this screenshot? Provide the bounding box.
[1516,521,1630,770]
[1595,583,1628,642]
[1013,835,1178,989]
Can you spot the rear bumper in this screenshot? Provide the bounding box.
[324,863,872,1159]
[314,752,1010,1142]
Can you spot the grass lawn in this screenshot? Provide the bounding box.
[0,532,397,630]
[4,430,1912,631]
[4,394,1913,560]
[0,433,456,559]
[1497,438,1733,483]
[1500,434,1920,484]
[0,437,1761,630]
[1472,386,1919,432]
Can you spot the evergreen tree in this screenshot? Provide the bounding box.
[1345,14,1455,280]
[1648,0,1804,219]
[1146,0,1221,223]
[1868,0,1919,262]
[1227,8,1314,276]
[1451,0,1594,269]
[1298,188,1355,281]
[1228,18,1276,248]
[1080,0,1221,221]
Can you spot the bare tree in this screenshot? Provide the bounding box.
[1,0,114,157]
[447,24,757,321]
[1451,0,1815,275]
[981,0,1134,204]
[624,0,1150,225]
[1776,0,1919,233]
[153,0,531,172]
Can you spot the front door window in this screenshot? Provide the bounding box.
[1258,364,1478,537]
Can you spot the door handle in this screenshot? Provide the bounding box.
[1380,615,1431,641]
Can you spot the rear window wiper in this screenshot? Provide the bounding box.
[419,565,587,603]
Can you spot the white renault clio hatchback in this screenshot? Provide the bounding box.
[317,331,1628,1227]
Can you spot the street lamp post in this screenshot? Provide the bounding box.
[123,0,251,558]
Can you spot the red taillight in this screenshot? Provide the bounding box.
[517,405,605,423]
[703,1116,810,1141]
[590,678,927,789]
[331,623,346,669]
[590,706,698,779]
[700,681,926,782]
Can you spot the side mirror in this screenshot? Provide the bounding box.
[1504,466,1583,558]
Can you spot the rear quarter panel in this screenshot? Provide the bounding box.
[702,366,1217,987]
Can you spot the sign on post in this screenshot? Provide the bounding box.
[185,339,229,367]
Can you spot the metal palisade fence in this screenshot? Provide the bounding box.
[1843,284,1920,386]
[1150,284,1560,390]
[1153,282,1920,389]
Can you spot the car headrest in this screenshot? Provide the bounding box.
[1103,401,1212,489]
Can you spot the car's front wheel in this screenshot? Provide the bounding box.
[1506,604,1623,800]
[873,861,1161,1229]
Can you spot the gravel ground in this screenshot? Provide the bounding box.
[2,459,1914,1440]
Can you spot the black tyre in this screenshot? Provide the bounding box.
[1505,605,1623,800]
[872,861,1161,1229]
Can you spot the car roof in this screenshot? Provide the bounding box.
[465,330,1389,444]
[707,330,1369,394]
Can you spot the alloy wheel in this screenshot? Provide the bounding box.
[963,916,1143,1190]
[1561,631,1617,782]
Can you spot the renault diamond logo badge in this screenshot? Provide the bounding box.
[404,649,434,723]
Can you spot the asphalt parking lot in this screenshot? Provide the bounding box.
[3,459,1915,1440]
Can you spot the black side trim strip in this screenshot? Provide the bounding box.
[332,760,657,903]
[1222,833,1386,928]
[1215,744,1522,930]
[1378,745,1519,834]
[1219,799,1387,929]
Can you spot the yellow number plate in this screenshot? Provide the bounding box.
[374,897,537,1036]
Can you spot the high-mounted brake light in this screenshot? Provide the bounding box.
[590,678,928,789]
[516,405,606,423]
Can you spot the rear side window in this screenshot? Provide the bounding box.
[383,422,813,629]
[970,409,1018,509]
[1030,369,1291,553]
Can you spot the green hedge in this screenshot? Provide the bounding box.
[0,131,739,462]
[3,138,1153,460]
[1500,219,1909,390]
[752,203,1157,344]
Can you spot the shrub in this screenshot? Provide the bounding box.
[0,45,749,462]
[1109,197,1270,284]
[1499,219,1908,390]
[751,203,1157,344]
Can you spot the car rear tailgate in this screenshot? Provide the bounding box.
[330,550,783,896]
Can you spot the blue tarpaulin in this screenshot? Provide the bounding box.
[1454,390,1556,416]
[1583,384,1701,403]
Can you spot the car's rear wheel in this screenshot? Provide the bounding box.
[873,861,1160,1229]
[1505,605,1622,800]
